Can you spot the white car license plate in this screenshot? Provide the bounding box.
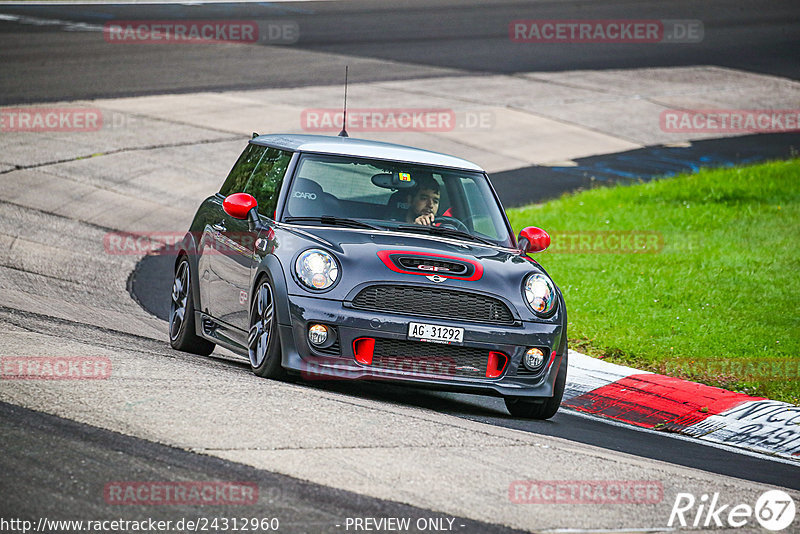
[408,322,464,344]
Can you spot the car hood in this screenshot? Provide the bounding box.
[275,224,553,319]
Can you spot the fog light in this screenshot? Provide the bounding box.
[524,348,545,371]
[308,324,329,346]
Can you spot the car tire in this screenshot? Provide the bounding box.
[504,349,567,420]
[248,277,285,379]
[169,257,215,356]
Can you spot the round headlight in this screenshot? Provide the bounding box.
[523,273,556,316]
[296,249,339,290]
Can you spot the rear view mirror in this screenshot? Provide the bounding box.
[371,172,416,190]
[518,226,550,253]
[223,193,258,219]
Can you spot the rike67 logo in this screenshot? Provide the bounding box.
[669,490,796,531]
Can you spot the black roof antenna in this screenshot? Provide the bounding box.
[338,66,349,138]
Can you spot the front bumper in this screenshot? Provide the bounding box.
[277,294,565,398]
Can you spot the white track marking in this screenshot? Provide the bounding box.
[0,13,103,31]
[565,350,649,399]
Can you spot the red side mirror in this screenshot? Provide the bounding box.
[223,193,258,220]
[519,226,550,253]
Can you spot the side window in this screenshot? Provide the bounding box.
[219,143,267,197]
[244,148,292,218]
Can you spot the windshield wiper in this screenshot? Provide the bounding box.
[396,224,498,247]
[284,216,384,231]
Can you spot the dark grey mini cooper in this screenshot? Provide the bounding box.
[169,134,567,418]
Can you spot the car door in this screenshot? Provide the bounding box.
[199,143,266,338]
[203,145,293,344]
[236,146,292,327]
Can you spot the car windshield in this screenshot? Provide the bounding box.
[281,153,514,247]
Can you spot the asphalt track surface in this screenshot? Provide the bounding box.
[0,0,798,104]
[2,0,800,531]
[0,401,525,534]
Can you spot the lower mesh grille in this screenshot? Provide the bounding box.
[369,338,490,379]
[515,365,544,376]
[313,337,341,356]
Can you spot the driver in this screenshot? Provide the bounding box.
[405,175,440,226]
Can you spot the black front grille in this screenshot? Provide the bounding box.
[370,338,490,379]
[351,285,515,325]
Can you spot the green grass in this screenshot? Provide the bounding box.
[507,159,800,404]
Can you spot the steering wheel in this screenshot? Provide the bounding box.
[434,216,470,233]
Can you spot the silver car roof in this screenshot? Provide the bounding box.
[252,134,484,172]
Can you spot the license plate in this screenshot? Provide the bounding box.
[408,322,464,344]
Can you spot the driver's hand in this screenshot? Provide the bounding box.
[414,213,435,226]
